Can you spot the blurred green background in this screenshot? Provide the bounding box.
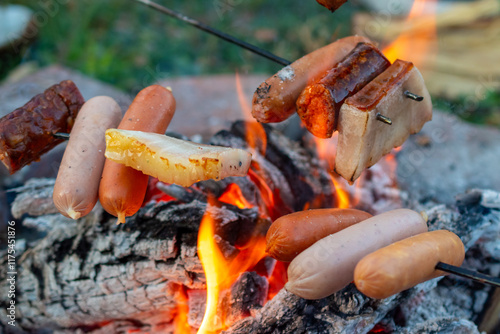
[5,0,354,92]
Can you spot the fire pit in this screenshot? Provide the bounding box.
[0,96,499,333]
[1,0,500,333]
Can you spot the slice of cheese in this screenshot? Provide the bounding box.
[105,129,252,187]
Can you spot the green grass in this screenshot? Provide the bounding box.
[6,0,354,93]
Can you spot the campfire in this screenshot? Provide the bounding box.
[1,0,500,333]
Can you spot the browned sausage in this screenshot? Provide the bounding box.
[266,208,372,262]
[354,230,465,299]
[98,85,176,224]
[0,80,84,173]
[252,36,371,123]
[296,42,390,138]
[286,209,428,300]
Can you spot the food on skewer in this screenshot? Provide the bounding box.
[98,85,176,224]
[354,230,465,299]
[286,209,428,300]
[298,52,431,182]
[252,36,370,123]
[335,60,432,183]
[53,96,122,220]
[316,0,348,11]
[266,208,372,262]
[104,129,252,188]
[0,80,84,174]
[296,42,391,138]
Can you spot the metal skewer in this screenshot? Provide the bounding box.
[132,0,291,67]
[404,90,424,101]
[53,132,70,140]
[376,113,392,125]
[436,262,500,288]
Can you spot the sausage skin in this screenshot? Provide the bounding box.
[0,80,84,174]
[286,209,428,300]
[296,42,390,138]
[53,96,122,219]
[354,230,465,299]
[335,60,432,183]
[266,208,372,262]
[252,36,371,123]
[98,85,176,224]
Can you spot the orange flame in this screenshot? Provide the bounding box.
[235,72,267,155]
[197,202,225,333]
[173,287,191,334]
[330,175,350,209]
[309,134,351,209]
[197,197,268,333]
[218,183,253,209]
[382,0,438,67]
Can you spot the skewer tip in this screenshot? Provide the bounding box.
[376,113,392,125]
[53,132,70,140]
[404,90,424,101]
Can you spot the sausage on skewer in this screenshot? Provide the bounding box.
[286,209,428,300]
[266,208,372,262]
[296,42,390,138]
[0,80,84,174]
[53,96,122,220]
[354,230,465,299]
[252,36,371,124]
[98,85,176,224]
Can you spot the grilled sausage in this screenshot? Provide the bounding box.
[252,36,371,123]
[354,230,465,299]
[296,42,390,138]
[53,96,122,219]
[98,85,176,224]
[266,208,372,262]
[335,59,432,183]
[286,209,428,300]
[0,80,84,174]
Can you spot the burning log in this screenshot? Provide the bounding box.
[0,119,498,333]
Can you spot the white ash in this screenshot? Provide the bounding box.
[277,66,295,82]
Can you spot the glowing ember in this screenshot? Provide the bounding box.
[382,0,438,67]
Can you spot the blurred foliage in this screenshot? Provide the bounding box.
[6,0,354,93]
[433,91,500,127]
